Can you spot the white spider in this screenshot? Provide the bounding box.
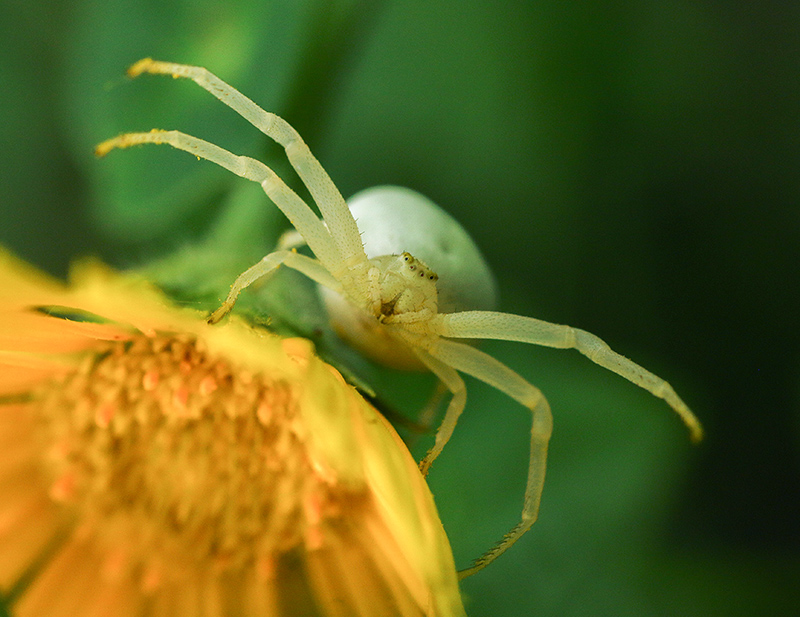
[97,58,703,578]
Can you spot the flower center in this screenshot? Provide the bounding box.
[37,333,338,576]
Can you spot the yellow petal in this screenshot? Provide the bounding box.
[0,250,466,616]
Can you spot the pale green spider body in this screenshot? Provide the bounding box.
[344,186,497,315]
[97,59,703,579]
[318,186,497,370]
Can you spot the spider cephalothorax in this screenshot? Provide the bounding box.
[373,252,439,320]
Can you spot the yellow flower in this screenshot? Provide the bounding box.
[0,249,465,617]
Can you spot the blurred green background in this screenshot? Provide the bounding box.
[1,1,798,615]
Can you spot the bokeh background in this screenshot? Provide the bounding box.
[1,1,798,615]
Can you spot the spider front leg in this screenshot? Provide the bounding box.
[125,59,368,272]
[436,312,704,441]
[410,337,553,579]
[96,130,343,272]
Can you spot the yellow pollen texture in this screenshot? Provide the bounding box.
[35,333,341,577]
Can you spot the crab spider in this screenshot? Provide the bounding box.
[97,58,703,579]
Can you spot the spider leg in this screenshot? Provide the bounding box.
[409,349,466,478]
[416,380,449,436]
[125,59,368,278]
[435,312,703,442]
[96,130,344,273]
[208,250,343,324]
[419,338,553,579]
[396,378,449,451]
